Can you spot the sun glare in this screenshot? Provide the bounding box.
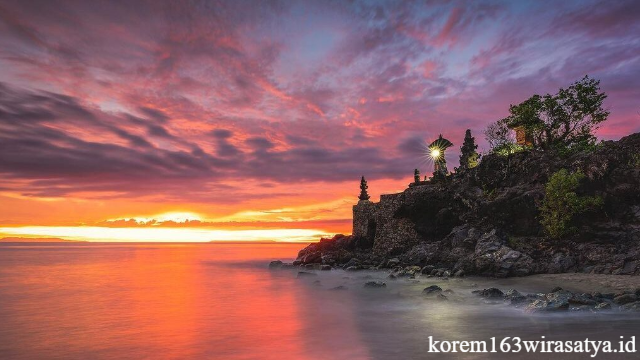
[430,148,441,159]
[0,226,328,243]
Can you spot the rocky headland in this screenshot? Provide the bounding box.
[271,132,640,311]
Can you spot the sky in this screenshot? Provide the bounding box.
[0,0,639,242]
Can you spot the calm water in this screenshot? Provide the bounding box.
[1,243,639,359]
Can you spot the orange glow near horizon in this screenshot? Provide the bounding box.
[0,178,408,243]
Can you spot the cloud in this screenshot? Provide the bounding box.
[0,0,638,207]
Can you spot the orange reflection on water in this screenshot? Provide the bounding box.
[0,243,370,359]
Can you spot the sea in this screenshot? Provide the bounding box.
[1,242,639,359]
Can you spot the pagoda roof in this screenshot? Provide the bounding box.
[428,134,453,149]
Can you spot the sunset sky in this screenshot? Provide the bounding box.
[0,0,639,242]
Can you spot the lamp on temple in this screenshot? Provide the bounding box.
[428,134,453,177]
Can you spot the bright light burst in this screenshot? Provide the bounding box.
[430,148,441,159]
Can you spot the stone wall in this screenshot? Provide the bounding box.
[353,188,429,255]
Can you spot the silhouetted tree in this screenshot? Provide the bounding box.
[459,129,480,170]
[358,176,370,201]
[485,76,609,151]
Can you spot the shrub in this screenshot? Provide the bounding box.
[540,169,603,238]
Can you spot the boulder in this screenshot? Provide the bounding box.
[387,258,400,267]
[422,285,443,295]
[268,260,283,269]
[364,281,387,288]
[474,288,504,298]
[614,294,638,305]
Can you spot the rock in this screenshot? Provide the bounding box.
[550,286,564,293]
[421,265,435,274]
[504,289,528,305]
[281,263,294,269]
[453,270,465,277]
[435,294,448,301]
[569,293,597,306]
[614,294,638,305]
[423,285,443,295]
[344,258,359,268]
[321,265,332,271]
[387,258,400,267]
[594,302,611,310]
[525,299,569,313]
[388,273,397,280]
[621,301,640,311]
[304,264,315,270]
[292,260,302,266]
[443,270,451,277]
[329,285,348,291]
[364,281,386,288]
[345,266,360,271]
[474,288,504,298]
[302,251,322,264]
[268,260,283,269]
[405,266,422,276]
[297,271,317,278]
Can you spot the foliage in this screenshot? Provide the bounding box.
[492,143,527,156]
[484,118,515,150]
[358,176,370,201]
[630,153,640,168]
[555,137,601,158]
[540,169,603,238]
[485,76,609,151]
[459,129,480,170]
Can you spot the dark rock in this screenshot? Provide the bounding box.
[321,265,332,271]
[474,288,505,298]
[622,302,640,311]
[268,260,283,269]
[453,270,465,277]
[421,265,435,274]
[292,260,302,266]
[388,273,397,280]
[614,294,638,305]
[364,281,386,288]
[387,258,400,267]
[281,263,294,269]
[423,285,443,295]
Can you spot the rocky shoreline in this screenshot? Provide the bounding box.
[270,261,640,313]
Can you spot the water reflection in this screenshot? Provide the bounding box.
[1,243,639,360]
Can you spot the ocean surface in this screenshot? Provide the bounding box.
[1,242,639,360]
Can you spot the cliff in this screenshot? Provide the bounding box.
[297,132,640,277]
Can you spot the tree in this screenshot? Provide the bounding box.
[540,169,603,238]
[358,176,370,201]
[459,129,480,170]
[485,76,609,150]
